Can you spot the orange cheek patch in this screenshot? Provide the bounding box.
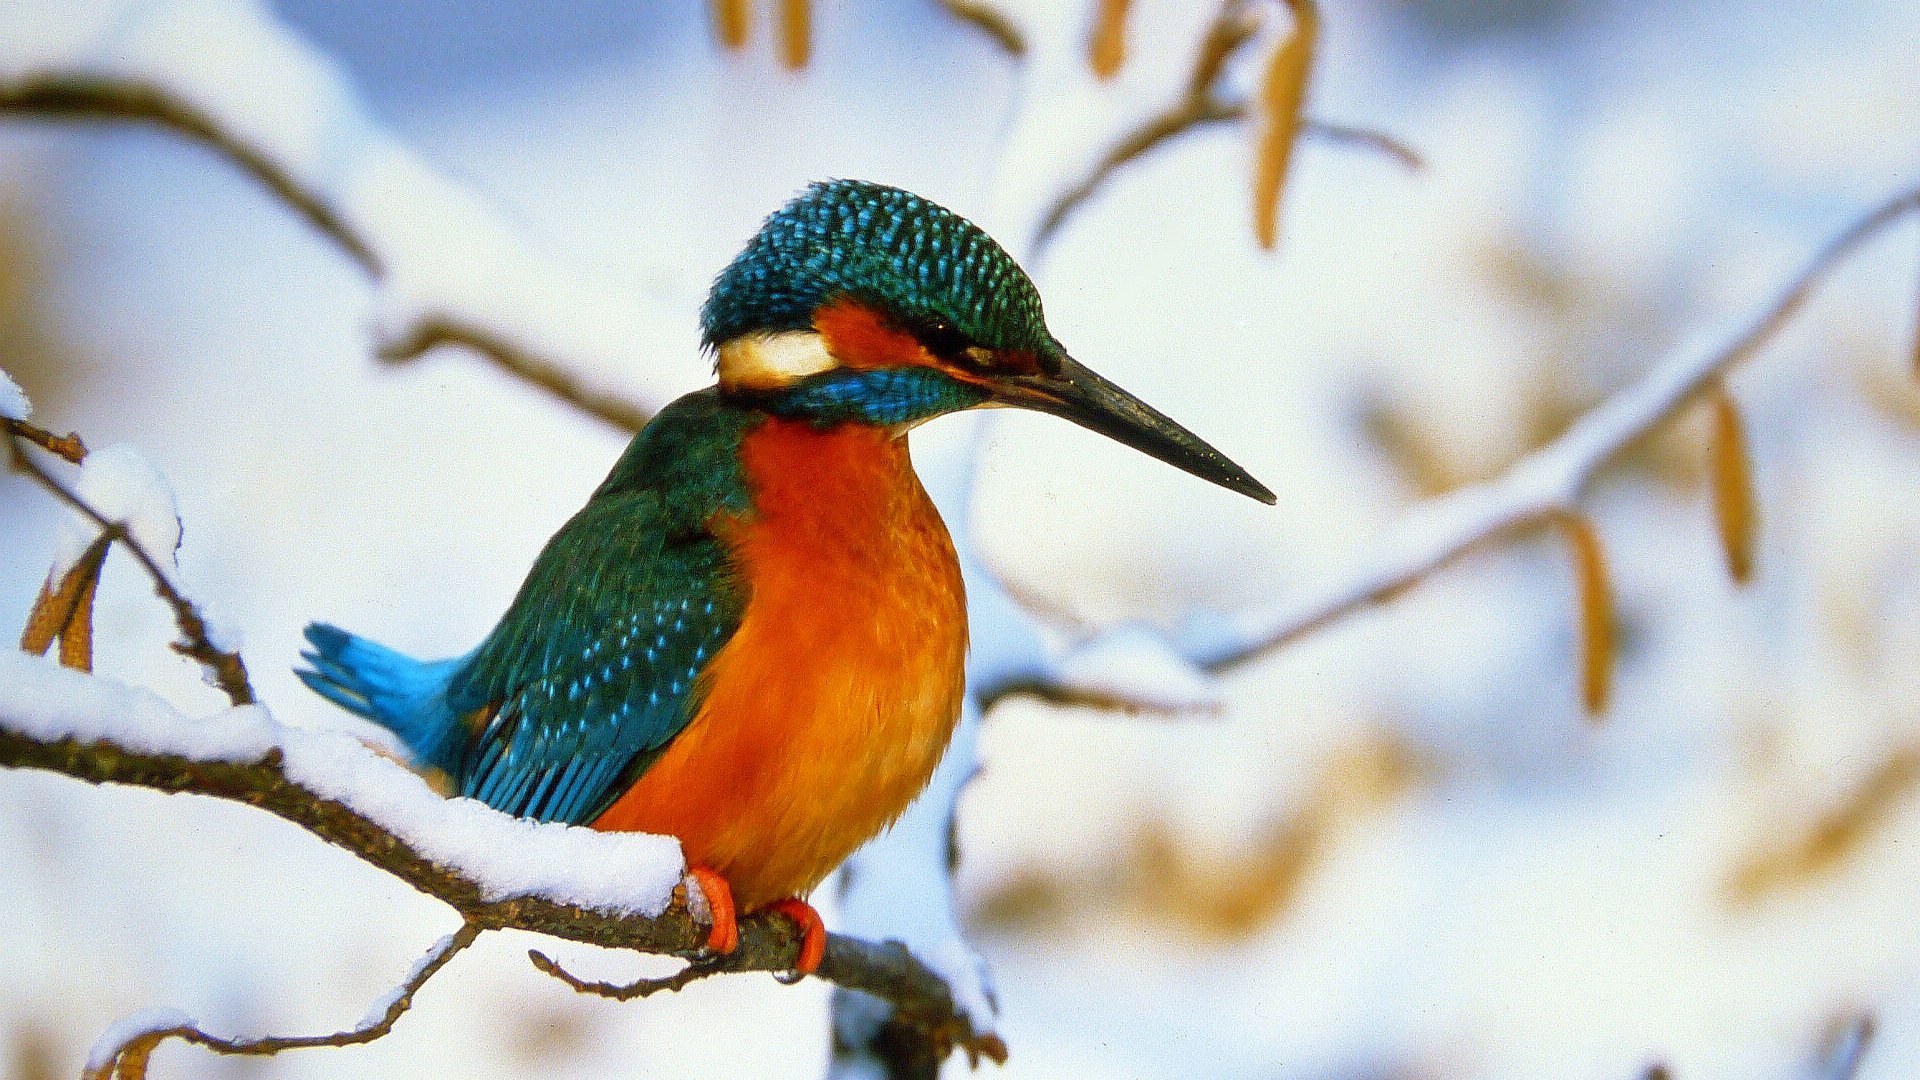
[814,298,934,370]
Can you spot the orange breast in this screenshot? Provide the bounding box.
[590,418,968,909]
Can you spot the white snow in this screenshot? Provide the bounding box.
[353,931,459,1030]
[0,649,276,761]
[3,0,681,419]
[0,366,29,421]
[54,443,182,580]
[1045,624,1224,712]
[276,726,684,917]
[83,1006,192,1073]
[0,651,684,917]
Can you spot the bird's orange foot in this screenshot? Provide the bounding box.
[761,896,826,975]
[685,865,738,955]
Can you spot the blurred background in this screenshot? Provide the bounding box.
[4,0,1920,1077]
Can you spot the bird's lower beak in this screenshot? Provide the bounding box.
[990,355,1276,505]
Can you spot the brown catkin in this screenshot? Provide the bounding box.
[1253,0,1317,250]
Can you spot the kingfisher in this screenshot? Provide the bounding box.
[298,179,1273,974]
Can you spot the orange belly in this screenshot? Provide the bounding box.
[591,418,967,909]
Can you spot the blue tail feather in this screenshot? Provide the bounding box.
[297,623,469,773]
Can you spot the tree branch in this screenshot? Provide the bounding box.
[1194,185,1920,673]
[1029,0,1421,254]
[9,423,255,706]
[0,686,1002,1067]
[83,923,481,1080]
[3,416,88,463]
[0,63,661,435]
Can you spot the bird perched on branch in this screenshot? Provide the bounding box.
[299,179,1273,974]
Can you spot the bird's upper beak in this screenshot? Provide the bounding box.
[987,354,1276,505]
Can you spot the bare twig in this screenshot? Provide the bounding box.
[1197,185,1920,674]
[0,75,654,436]
[376,319,653,434]
[9,433,256,706]
[937,0,1027,58]
[528,949,730,1002]
[1030,0,1419,254]
[84,923,480,1080]
[1,77,381,274]
[3,416,88,463]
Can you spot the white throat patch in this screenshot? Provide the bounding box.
[717,331,837,390]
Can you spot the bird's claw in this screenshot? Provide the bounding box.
[685,865,739,955]
[762,896,826,977]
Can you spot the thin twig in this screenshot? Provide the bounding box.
[1200,185,1920,673]
[528,949,731,1001]
[3,416,88,463]
[1817,1014,1875,1080]
[8,434,256,706]
[1030,0,1418,254]
[937,0,1027,58]
[377,320,652,434]
[0,76,653,436]
[84,923,481,1080]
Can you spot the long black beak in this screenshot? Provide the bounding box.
[991,354,1276,505]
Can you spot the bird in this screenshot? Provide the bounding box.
[298,179,1274,975]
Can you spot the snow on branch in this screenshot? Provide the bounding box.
[1184,186,1920,701]
[10,419,255,706]
[0,651,1003,1068]
[4,407,999,1072]
[83,925,481,1080]
[0,0,669,434]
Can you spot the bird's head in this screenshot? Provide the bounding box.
[702,179,1274,504]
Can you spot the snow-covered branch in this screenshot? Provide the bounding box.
[0,651,1003,1069]
[1188,185,1920,679]
[10,418,255,707]
[0,1,671,434]
[82,924,481,1080]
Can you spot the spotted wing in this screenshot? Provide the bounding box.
[442,489,746,825]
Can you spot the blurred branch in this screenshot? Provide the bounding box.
[1030,0,1420,254]
[1725,745,1920,905]
[0,77,382,273]
[1816,1014,1876,1080]
[937,0,1027,58]
[0,714,1001,1068]
[3,416,88,463]
[9,421,255,707]
[1197,184,1920,675]
[0,73,655,435]
[375,318,654,434]
[83,924,480,1080]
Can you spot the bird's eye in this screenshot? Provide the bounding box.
[918,319,981,366]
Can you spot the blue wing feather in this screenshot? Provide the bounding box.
[298,389,757,826]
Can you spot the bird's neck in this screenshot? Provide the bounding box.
[733,416,928,536]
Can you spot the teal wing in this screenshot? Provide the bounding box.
[443,489,747,825]
[440,389,758,826]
